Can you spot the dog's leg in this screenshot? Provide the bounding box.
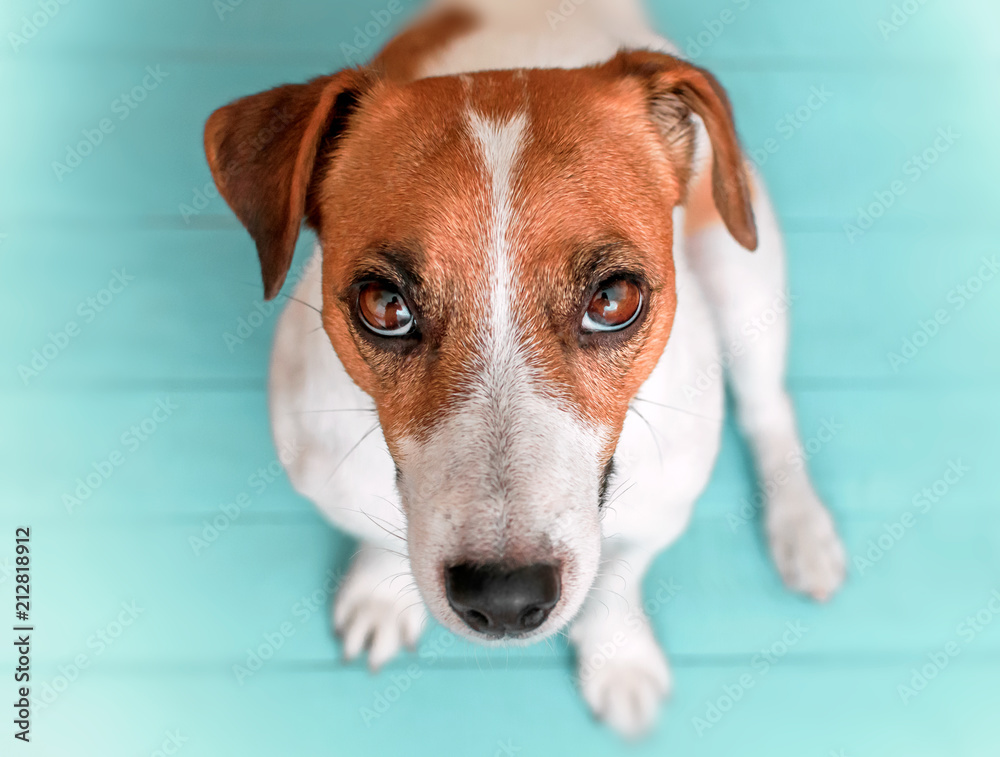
[566,242,724,738]
[686,171,846,600]
[570,540,670,739]
[333,543,427,671]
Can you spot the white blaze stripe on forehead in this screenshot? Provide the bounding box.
[393,109,606,626]
[466,109,530,354]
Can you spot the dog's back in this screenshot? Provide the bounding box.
[406,0,673,77]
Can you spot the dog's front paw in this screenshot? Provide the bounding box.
[333,547,427,671]
[574,624,671,739]
[767,488,846,602]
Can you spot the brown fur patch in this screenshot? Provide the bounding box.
[371,7,479,82]
[313,67,684,460]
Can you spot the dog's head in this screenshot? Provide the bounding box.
[205,47,755,643]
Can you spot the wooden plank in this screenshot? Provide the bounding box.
[0,229,285,389]
[3,0,996,64]
[1,387,995,519]
[649,0,1000,65]
[3,228,999,389]
[25,662,1000,756]
[1,387,996,520]
[2,62,996,227]
[2,511,996,666]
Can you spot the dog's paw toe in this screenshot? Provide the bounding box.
[333,551,426,671]
[337,600,425,671]
[578,641,670,739]
[768,497,846,602]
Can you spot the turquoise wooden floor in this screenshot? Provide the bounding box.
[3,0,999,754]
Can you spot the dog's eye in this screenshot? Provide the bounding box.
[358,282,415,337]
[582,278,642,332]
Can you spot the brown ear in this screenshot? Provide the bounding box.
[204,69,373,299]
[608,50,758,251]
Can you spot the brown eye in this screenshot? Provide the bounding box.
[582,278,642,333]
[358,282,415,337]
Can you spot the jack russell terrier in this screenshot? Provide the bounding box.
[204,0,846,737]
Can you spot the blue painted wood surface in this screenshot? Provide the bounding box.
[2,0,999,754]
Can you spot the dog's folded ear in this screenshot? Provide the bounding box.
[204,70,374,299]
[607,50,758,251]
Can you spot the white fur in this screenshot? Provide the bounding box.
[267,0,845,739]
[466,109,527,342]
[333,545,427,671]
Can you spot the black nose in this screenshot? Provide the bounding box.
[445,563,560,637]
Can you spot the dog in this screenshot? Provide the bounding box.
[204,0,846,737]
